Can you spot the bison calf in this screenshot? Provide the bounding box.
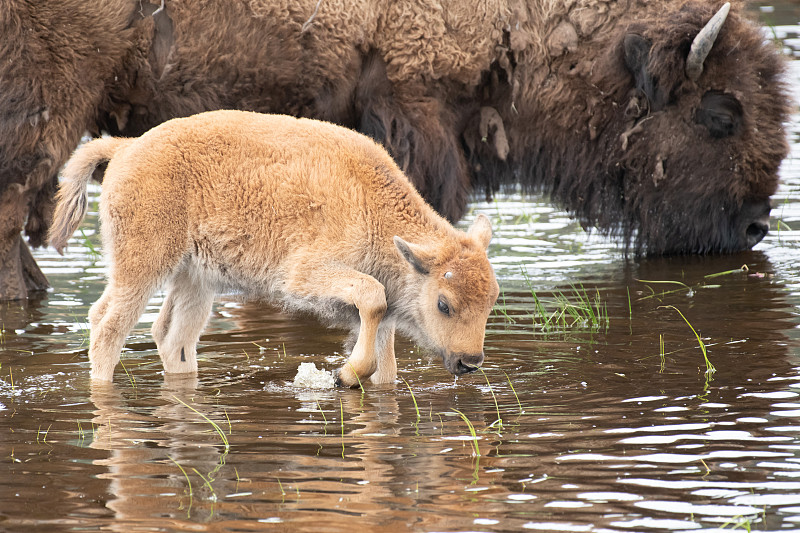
[49,111,499,386]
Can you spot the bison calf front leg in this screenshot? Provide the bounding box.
[286,262,388,387]
[369,322,397,385]
[338,278,388,387]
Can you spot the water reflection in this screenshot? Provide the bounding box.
[4,206,800,531]
[90,375,231,526]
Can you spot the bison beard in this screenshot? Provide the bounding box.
[0,0,790,298]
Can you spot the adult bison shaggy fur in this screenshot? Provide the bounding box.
[0,0,790,299]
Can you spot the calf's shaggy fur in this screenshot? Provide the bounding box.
[49,111,499,386]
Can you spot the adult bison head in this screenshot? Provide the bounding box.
[607,2,788,254]
[468,1,789,256]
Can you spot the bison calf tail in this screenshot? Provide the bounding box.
[48,137,130,254]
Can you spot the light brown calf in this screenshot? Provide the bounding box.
[49,111,499,386]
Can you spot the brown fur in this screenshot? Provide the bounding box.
[87,0,793,254]
[48,111,499,385]
[0,1,790,299]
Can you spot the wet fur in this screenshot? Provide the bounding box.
[49,111,499,385]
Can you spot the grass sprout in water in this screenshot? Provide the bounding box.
[339,399,347,458]
[168,456,194,518]
[479,368,503,432]
[37,424,52,444]
[70,314,90,349]
[119,359,136,389]
[400,376,421,425]
[494,287,517,324]
[719,515,755,531]
[660,305,715,376]
[192,468,218,504]
[451,408,481,457]
[503,370,524,416]
[172,395,231,452]
[637,264,750,300]
[517,267,609,333]
[548,284,608,331]
[79,228,102,261]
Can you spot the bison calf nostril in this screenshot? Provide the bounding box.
[444,352,486,375]
[455,352,484,375]
[468,352,485,367]
[456,361,479,374]
[745,220,769,248]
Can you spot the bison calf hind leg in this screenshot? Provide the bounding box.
[152,267,215,374]
[88,284,157,381]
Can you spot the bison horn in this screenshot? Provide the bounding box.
[685,2,730,81]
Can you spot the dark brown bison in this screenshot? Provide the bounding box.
[0,0,789,299]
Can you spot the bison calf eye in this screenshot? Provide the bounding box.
[695,91,743,138]
[437,297,451,316]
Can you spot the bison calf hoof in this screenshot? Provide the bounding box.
[334,369,362,389]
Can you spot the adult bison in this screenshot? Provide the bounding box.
[0,0,789,299]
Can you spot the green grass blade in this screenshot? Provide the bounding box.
[172,395,230,452]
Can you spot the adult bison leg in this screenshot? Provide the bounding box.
[0,184,48,300]
[19,234,48,291]
[285,259,388,388]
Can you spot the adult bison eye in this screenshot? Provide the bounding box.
[437,297,451,316]
[695,90,743,138]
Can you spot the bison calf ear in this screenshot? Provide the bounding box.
[623,34,663,111]
[467,214,493,249]
[394,236,433,275]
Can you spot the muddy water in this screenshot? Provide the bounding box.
[3,8,800,533]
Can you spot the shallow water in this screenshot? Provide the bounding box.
[3,5,800,533]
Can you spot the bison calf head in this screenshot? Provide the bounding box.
[613,2,788,254]
[394,214,499,376]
